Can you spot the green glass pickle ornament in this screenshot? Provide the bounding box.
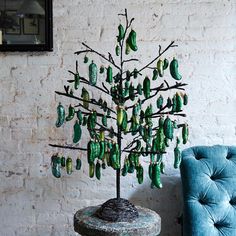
[66,157,73,175]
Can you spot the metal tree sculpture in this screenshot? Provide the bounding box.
[49,9,189,222]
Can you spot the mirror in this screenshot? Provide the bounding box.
[0,0,53,51]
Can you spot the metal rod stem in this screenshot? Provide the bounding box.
[116,126,122,199]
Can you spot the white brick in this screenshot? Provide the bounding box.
[0,1,236,236]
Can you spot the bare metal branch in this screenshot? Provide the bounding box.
[75,43,121,71]
[49,144,87,151]
[55,91,116,114]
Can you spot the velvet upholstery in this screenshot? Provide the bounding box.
[180,145,236,236]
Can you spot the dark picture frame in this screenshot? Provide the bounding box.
[23,17,39,35]
[4,10,21,35]
[0,0,53,52]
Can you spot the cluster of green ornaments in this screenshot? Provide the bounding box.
[51,11,189,189]
[51,154,81,178]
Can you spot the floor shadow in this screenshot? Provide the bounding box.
[129,175,182,236]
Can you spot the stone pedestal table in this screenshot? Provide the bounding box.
[74,205,161,236]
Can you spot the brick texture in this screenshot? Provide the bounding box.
[0,1,236,236]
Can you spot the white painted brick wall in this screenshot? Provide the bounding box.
[0,1,236,235]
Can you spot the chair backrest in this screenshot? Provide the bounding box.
[180,145,236,236]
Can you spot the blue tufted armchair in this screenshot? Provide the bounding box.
[180,145,236,236]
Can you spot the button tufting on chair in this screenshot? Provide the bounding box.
[195,154,203,160]
[214,223,221,229]
[180,145,236,236]
[198,199,207,205]
[198,199,204,204]
[210,175,218,181]
[226,153,232,159]
[229,199,235,205]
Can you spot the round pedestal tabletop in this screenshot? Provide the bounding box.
[74,205,161,236]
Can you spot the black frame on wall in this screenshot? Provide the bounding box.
[0,0,53,52]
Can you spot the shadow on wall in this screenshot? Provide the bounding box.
[130,176,182,236]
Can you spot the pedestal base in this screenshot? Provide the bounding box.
[74,205,161,236]
[96,198,139,222]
